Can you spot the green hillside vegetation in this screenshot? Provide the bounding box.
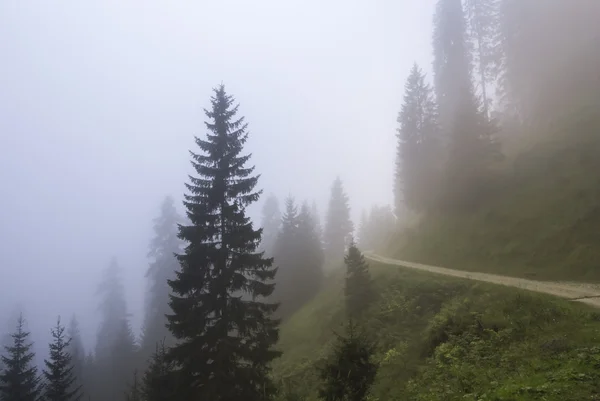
[394,109,600,282]
[273,263,600,400]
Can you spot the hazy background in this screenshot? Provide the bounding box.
[0,0,434,357]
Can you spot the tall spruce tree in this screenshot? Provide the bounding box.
[141,341,176,401]
[272,199,325,319]
[318,321,377,401]
[141,195,181,360]
[66,316,85,398]
[0,314,42,401]
[433,0,474,133]
[344,241,374,319]
[167,85,280,401]
[396,63,441,213]
[43,318,82,401]
[464,0,500,117]
[94,258,137,401]
[433,0,499,209]
[323,177,353,267]
[259,193,281,258]
[310,200,323,247]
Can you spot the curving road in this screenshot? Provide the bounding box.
[364,252,600,308]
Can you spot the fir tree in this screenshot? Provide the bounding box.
[141,341,176,401]
[43,318,82,401]
[66,316,85,398]
[272,198,324,318]
[433,0,500,209]
[323,177,353,267]
[344,241,374,318]
[464,0,500,117]
[310,201,323,247]
[259,193,281,257]
[142,195,181,359]
[396,64,441,213]
[318,321,377,401]
[124,371,142,401]
[0,314,42,401]
[432,0,473,132]
[95,258,137,401]
[167,85,280,401]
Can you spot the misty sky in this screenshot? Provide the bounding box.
[0,0,434,355]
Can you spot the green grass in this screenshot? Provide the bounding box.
[393,116,600,281]
[273,263,600,400]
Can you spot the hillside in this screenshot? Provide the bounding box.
[393,113,600,282]
[273,262,600,401]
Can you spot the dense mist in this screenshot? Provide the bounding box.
[1,0,600,400]
[0,0,434,357]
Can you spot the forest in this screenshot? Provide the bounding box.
[1,0,600,400]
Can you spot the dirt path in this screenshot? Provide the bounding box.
[364,252,600,308]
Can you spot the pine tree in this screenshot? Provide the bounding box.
[357,210,369,250]
[95,258,137,401]
[167,85,281,401]
[124,371,142,401]
[142,195,181,359]
[318,321,377,401]
[432,0,474,133]
[43,318,82,401]
[259,193,281,257]
[464,0,500,117]
[141,341,176,401]
[0,314,42,401]
[323,177,353,267]
[433,0,500,209]
[344,241,374,318]
[310,201,323,247]
[66,316,85,398]
[272,199,324,318]
[396,64,441,212]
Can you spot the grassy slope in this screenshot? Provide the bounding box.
[394,114,600,281]
[273,263,600,401]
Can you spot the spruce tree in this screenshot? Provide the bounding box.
[141,341,176,401]
[396,64,441,213]
[296,202,325,302]
[95,258,137,401]
[323,177,353,267]
[318,321,377,401]
[43,318,82,401]
[310,201,323,247]
[141,195,181,359]
[167,85,280,401]
[0,314,42,401]
[124,371,142,401]
[259,193,281,257]
[433,0,500,209]
[344,241,374,318]
[464,0,500,117]
[66,316,85,398]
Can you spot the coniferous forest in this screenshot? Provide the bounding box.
[2,0,600,400]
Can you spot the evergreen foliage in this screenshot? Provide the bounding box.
[43,318,82,401]
[260,193,281,258]
[272,198,325,319]
[141,341,176,401]
[323,177,353,266]
[167,84,280,401]
[344,242,374,319]
[464,0,500,116]
[66,316,85,396]
[0,315,42,401]
[142,195,181,359]
[396,64,441,213]
[318,321,377,401]
[94,258,137,401]
[124,371,142,401]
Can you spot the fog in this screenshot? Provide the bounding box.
[0,0,435,358]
